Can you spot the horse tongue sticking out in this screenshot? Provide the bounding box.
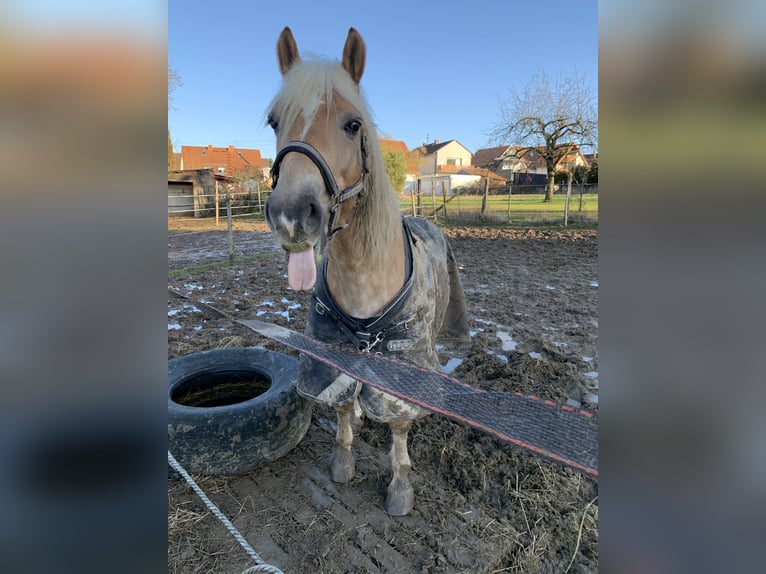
[287,247,316,291]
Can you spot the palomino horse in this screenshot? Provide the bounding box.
[264,27,468,515]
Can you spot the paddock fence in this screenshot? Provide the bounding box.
[169,185,597,228]
[402,183,598,227]
[168,186,272,228]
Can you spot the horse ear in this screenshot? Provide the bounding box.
[277,27,300,75]
[342,27,366,85]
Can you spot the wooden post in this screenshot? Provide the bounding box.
[441,181,448,222]
[410,181,417,216]
[430,180,437,221]
[564,171,573,226]
[215,179,220,226]
[480,177,489,219]
[578,181,584,212]
[416,179,422,216]
[226,194,234,263]
[506,179,513,223]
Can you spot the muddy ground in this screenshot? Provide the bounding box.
[168,219,598,573]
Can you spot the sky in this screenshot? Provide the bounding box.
[168,0,597,162]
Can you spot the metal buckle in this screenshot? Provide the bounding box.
[357,331,384,353]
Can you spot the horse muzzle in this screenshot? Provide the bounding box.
[264,185,326,248]
[270,140,366,241]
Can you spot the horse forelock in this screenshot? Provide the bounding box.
[267,58,400,262]
[268,60,348,141]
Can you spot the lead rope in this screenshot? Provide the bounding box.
[168,451,285,574]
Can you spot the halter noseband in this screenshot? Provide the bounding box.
[270,139,367,239]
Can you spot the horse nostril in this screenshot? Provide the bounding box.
[308,199,320,220]
[303,198,322,233]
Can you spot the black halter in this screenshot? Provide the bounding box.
[270,138,368,239]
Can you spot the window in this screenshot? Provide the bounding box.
[217,166,226,174]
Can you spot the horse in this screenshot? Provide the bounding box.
[264,26,469,516]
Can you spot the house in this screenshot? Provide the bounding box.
[471,145,514,173]
[473,145,547,178]
[472,143,590,189]
[167,168,237,217]
[403,166,505,197]
[555,143,590,173]
[410,139,473,176]
[180,144,268,179]
[401,139,477,196]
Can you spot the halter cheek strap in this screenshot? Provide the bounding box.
[270,139,367,239]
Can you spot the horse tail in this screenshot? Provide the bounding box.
[438,240,470,343]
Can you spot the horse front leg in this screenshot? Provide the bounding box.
[385,419,415,516]
[331,399,359,483]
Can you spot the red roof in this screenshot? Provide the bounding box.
[379,138,421,173]
[472,143,588,171]
[379,138,408,155]
[181,145,264,176]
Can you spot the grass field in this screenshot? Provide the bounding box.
[168,191,598,232]
[400,192,598,226]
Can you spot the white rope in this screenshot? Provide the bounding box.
[168,451,285,574]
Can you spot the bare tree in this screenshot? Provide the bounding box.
[168,66,182,110]
[491,70,597,202]
[168,67,183,170]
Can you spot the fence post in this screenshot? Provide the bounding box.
[564,171,572,226]
[441,181,448,222]
[410,181,416,216]
[416,179,422,216]
[226,194,234,263]
[430,181,437,221]
[480,177,489,220]
[506,180,513,223]
[215,179,220,227]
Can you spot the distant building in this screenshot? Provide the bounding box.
[180,144,268,178]
[472,143,590,189]
[167,169,237,217]
[409,139,473,176]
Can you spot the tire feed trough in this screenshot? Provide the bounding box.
[238,319,598,477]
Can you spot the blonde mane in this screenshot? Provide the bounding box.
[267,59,401,262]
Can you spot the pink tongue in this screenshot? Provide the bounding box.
[287,247,316,291]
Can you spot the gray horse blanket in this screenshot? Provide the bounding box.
[296,216,469,421]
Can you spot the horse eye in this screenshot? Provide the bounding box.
[344,119,362,135]
[267,115,279,133]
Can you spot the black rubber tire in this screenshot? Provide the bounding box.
[168,347,312,476]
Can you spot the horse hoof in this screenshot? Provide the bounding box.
[330,449,355,483]
[385,482,414,516]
